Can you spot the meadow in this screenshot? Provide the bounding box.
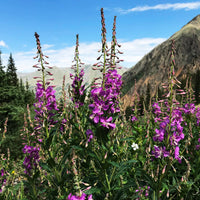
[1,8,200,200]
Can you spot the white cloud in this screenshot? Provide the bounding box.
[0,40,8,48]
[42,44,54,50]
[1,38,166,73]
[117,2,200,14]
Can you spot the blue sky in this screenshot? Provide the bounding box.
[0,0,200,72]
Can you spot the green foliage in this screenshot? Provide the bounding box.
[2,9,200,200]
[0,53,35,160]
[6,54,18,86]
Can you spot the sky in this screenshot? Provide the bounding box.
[0,0,200,72]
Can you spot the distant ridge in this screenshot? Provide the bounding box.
[121,14,200,108]
[18,65,127,95]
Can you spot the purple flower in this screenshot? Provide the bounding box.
[175,146,181,163]
[152,146,162,158]
[23,145,40,175]
[1,169,4,177]
[153,128,165,142]
[67,193,92,200]
[152,146,169,158]
[184,103,195,114]
[71,69,86,107]
[131,116,137,122]
[89,69,122,129]
[100,117,116,129]
[86,129,94,142]
[196,107,200,125]
[33,83,59,138]
[152,102,162,116]
[169,132,184,146]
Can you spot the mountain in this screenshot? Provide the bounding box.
[18,65,127,96]
[121,14,200,108]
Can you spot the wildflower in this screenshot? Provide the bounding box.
[153,128,165,142]
[131,142,139,151]
[152,102,162,115]
[70,34,86,108]
[196,107,200,125]
[184,103,195,114]
[86,129,94,142]
[135,185,150,199]
[89,70,122,129]
[89,8,122,130]
[152,146,169,158]
[100,117,116,129]
[33,32,59,140]
[1,169,4,176]
[175,146,181,163]
[23,145,40,175]
[34,83,59,134]
[67,192,93,200]
[131,116,137,122]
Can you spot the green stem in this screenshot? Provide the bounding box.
[102,44,106,90]
[32,179,37,199]
[105,170,111,196]
[109,166,116,186]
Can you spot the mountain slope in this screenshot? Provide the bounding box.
[121,14,200,108]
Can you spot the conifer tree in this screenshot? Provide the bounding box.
[6,53,18,86]
[0,53,35,159]
[0,50,5,87]
[25,79,29,90]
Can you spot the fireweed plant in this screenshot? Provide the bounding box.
[1,8,200,200]
[70,34,86,108]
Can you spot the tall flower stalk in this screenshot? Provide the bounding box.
[70,34,86,108]
[89,9,122,130]
[33,32,58,140]
[150,40,185,199]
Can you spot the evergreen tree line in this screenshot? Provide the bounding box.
[0,51,35,160]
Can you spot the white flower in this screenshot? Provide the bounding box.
[131,142,139,151]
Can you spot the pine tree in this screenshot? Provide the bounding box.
[6,53,18,86]
[0,50,5,87]
[0,54,35,159]
[25,79,29,90]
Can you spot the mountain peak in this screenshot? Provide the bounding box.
[121,14,200,109]
[170,14,200,40]
[187,14,200,26]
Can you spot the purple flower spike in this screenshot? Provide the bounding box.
[89,70,122,129]
[175,146,181,163]
[23,145,40,176]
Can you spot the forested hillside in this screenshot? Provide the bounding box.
[0,51,35,159]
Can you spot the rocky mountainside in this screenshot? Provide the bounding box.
[121,15,200,108]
